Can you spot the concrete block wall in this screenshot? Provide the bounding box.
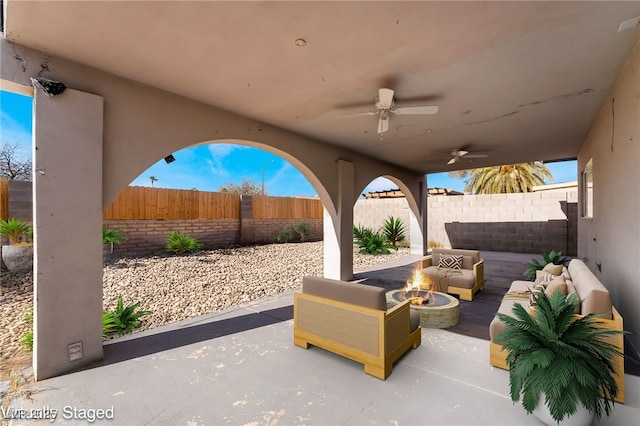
[353,187,578,255]
[353,198,411,232]
[252,218,323,243]
[105,219,240,257]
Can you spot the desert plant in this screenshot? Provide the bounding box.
[102,311,119,338]
[294,221,310,242]
[277,228,293,243]
[167,231,203,254]
[109,297,152,336]
[353,224,372,242]
[355,230,398,255]
[496,291,628,424]
[18,308,34,352]
[0,218,32,245]
[102,225,128,245]
[381,216,406,247]
[428,240,443,249]
[523,250,570,281]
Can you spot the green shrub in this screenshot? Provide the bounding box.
[277,228,293,243]
[108,297,152,336]
[167,231,203,254]
[355,230,398,255]
[294,221,310,242]
[523,250,570,281]
[102,311,119,338]
[382,216,406,247]
[353,224,371,242]
[103,225,128,245]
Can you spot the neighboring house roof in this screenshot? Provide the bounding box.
[363,188,463,199]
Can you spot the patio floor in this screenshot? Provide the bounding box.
[4,253,639,425]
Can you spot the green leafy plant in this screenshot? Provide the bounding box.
[353,224,371,242]
[167,231,203,254]
[0,217,32,245]
[381,216,406,247]
[18,308,34,352]
[102,311,119,338]
[109,297,152,336]
[355,230,398,255]
[523,250,570,281]
[496,291,627,424]
[102,225,128,245]
[277,228,293,243]
[294,221,310,242]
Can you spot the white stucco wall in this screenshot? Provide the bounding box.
[578,38,640,353]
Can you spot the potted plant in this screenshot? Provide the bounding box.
[103,225,127,264]
[496,291,627,425]
[0,217,33,273]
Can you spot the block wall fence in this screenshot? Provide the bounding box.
[1,180,577,256]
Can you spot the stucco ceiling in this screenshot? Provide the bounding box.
[4,1,639,174]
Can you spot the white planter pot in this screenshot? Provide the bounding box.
[532,394,594,426]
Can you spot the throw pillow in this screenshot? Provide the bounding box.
[529,283,546,306]
[545,275,568,297]
[542,262,564,276]
[438,254,463,269]
[534,271,555,286]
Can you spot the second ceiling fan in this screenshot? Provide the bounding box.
[350,88,439,135]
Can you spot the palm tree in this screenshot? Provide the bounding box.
[149,176,158,187]
[464,162,552,194]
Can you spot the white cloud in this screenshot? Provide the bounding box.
[0,111,32,151]
[206,143,247,176]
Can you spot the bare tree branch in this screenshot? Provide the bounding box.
[0,142,32,181]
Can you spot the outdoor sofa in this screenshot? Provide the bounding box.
[293,276,421,380]
[489,258,625,403]
[419,248,485,301]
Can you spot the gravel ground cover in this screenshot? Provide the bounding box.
[1,242,410,380]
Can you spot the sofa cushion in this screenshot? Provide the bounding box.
[489,280,532,341]
[302,276,387,311]
[438,254,463,269]
[568,259,612,319]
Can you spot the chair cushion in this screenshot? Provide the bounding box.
[410,310,420,332]
[302,276,387,310]
[422,267,475,290]
[431,248,480,270]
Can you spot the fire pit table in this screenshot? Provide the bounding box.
[386,290,460,329]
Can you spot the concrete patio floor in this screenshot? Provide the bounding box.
[4,254,639,425]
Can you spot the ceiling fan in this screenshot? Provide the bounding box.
[347,88,439,136]
[447,149,488,165]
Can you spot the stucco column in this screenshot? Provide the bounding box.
[410,180,427,255]
[323,160,354,280]
[33,88,104,380]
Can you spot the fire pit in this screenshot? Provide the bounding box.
[385,270,460,328]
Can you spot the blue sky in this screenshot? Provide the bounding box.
[1,90,576,195]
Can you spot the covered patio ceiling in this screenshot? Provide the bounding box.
[3,1,639,173]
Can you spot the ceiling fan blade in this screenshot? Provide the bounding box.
[465,154,488,158]
[378,88,394,109]
[447,157,457,165]
[340,111,378,118]
[458,150,469,157]
[377,115,389,134]
[393,105,439,115]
